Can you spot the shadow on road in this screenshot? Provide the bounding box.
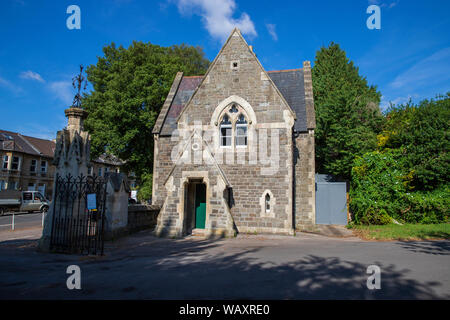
[0,233,448,299]
[396,240,450,256]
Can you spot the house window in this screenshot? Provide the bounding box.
[30,159,37,173]
[235,114,248,147]
[265,194,271,212]
[87,166,92,175]
[0,180,6,190]
[260,190,275,217]
[11,156,20,170]
[2,155,9,170]
[220,114,232,147]
[40,160,47,173]
[8,181,18,190]
[104,167,109,175]
[98,167,102,177]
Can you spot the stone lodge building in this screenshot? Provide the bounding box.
[152,28,316,237]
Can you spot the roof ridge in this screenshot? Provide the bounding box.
[267,68,302,73]
[21,134,55,143]
[17,133,42,155]
[182,75,203,78]
[0,129,19,135]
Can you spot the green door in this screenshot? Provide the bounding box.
[195,184,206,229]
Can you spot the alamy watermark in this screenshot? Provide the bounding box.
[169,121,281,175]
[366,265,381,290]
[66,5,81,30]
[66,265,81,290]
[367,5,381,30]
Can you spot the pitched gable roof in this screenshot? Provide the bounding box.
[160,76,203,136]
[154,68,314,135]
[268,69,307,132]
[175,27,297,123]
[0,129,56,157]
[152,72,184,134]
[153,28,316,135]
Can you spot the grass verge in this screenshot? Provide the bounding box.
[348,223,450,241]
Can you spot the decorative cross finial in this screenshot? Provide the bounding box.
[72,65,87,108]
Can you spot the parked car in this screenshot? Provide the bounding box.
[0,190,50,215]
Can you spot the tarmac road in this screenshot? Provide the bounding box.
[0,229,449,300]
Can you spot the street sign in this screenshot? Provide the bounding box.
[87,193,97,210]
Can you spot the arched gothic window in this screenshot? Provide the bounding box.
[220,114,232,147]
[235,114,248,147]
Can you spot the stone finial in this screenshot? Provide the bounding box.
[65,107,88,132]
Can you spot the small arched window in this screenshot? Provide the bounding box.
[265,193,271,212]
[235,114,248,147]
[220,114,232,147]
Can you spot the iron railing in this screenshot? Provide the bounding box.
[50,173,106,255]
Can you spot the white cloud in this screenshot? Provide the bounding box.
[367,0,399,8]
[48,81,74,106]
[175,0,257,41]
[380,94,418,110]
[20,70,45,83]
[266,23,277,41]
[390,47,450,90]
[0,76,23,94]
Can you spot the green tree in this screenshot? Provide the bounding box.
[350,148,449,224]
[82,41,210,195]
[380,93,450,191]
[350,93,450,225]
[312,42,384,179]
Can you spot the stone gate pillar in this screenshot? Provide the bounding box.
[38,107,91,252]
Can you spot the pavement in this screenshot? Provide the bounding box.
[0,212,45,232]
[0,226,449,300]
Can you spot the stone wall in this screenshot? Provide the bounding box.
[152,135,177,207]
[222,127,293,235]
[128,204,160,233]
[294,131,316,230]
[104,204,160,240]
[154,161,235,238]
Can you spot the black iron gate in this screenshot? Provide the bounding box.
[50,173,107,255]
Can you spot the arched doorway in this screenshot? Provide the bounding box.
[183,179,207,235]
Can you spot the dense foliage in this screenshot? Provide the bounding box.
[82,41,210,196]
[380,94,450,191]
[350,94,450,224]
[312,42,384,180]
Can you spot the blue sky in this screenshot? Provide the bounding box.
[0,0,449,140]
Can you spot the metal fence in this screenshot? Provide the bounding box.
[50,173,106,255]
